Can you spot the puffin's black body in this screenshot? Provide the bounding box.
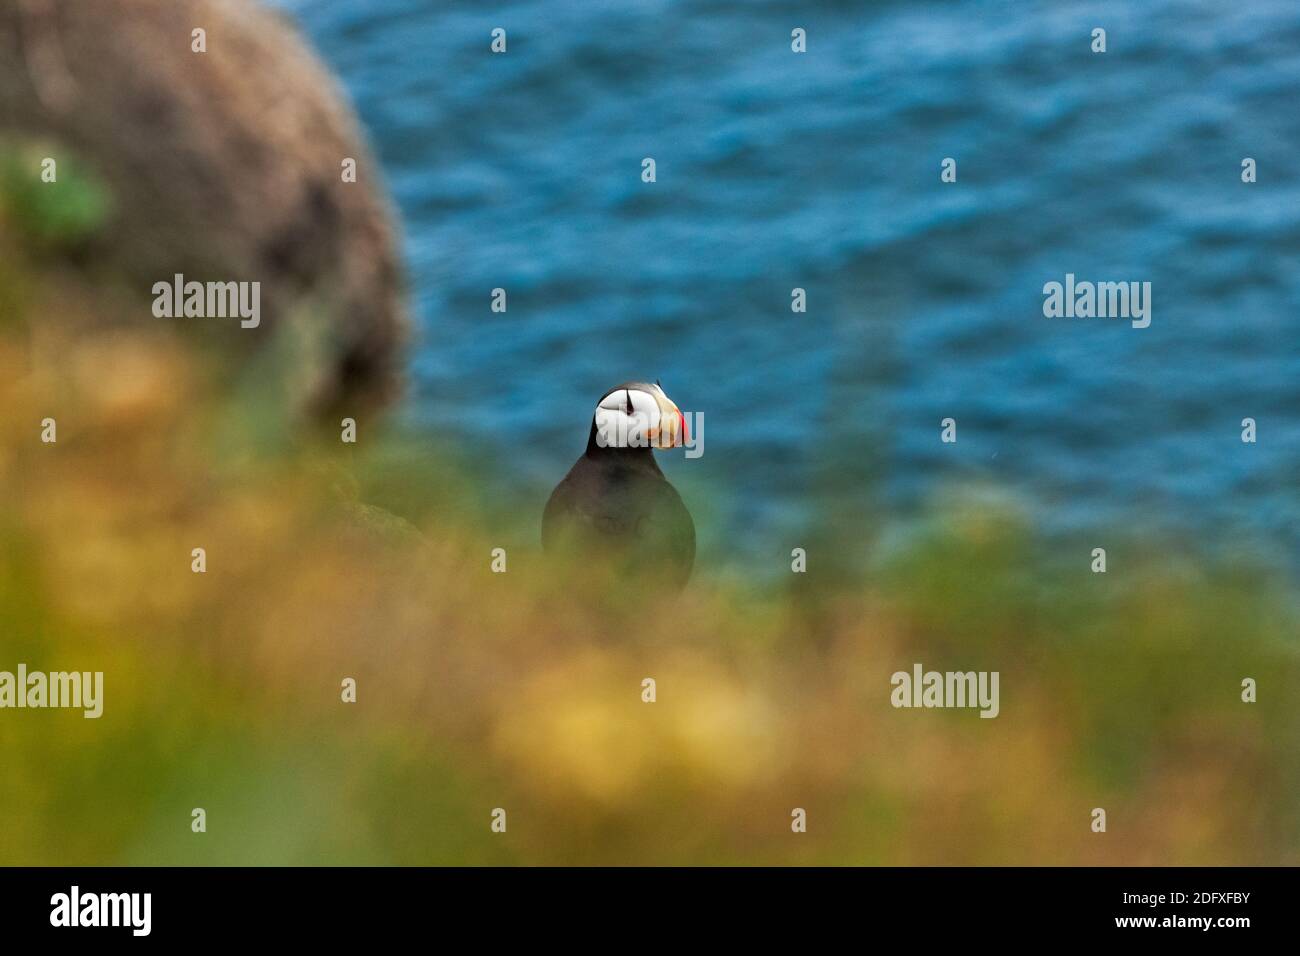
[543,385,695,591]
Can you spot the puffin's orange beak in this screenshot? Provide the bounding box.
[652,391,686,449]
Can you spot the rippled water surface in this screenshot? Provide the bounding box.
[276,0,1299,569]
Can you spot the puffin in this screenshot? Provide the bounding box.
[543,381,695,590]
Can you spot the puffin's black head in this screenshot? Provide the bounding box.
[587,381,688,455]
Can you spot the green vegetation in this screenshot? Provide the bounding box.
[0,141,111,251]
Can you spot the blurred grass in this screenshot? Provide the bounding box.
[0,140,110,252]
[0,142,1297,866]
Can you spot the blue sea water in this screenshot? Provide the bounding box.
[275,0,1299,572]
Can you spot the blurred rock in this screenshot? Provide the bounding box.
[0,0,409,415]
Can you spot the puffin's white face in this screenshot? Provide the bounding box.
[593,381,687,450]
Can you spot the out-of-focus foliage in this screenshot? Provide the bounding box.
[0,148,1296,866]
[0,141,111,251]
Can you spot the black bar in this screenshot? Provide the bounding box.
[0,867,1285,942]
